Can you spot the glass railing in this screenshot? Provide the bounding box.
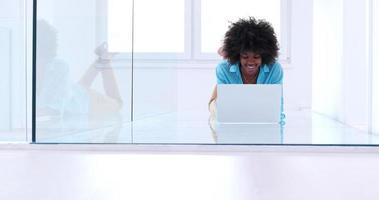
[0,0,28,142]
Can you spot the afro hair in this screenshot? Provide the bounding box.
[223,17,279,65]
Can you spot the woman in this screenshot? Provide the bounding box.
[37,20,123,118]
[209,17,284,121]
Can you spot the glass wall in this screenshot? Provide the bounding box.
[373,0,379,134]
[0,0,28,142]
[131,0,286,143]
[34,0,289,144]
[35,0,133,143]
[33,0,379,145]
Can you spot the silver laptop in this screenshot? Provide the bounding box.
[216,84,282,124]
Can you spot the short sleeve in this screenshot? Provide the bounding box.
[216,62,228,84]
[270,62,283,84]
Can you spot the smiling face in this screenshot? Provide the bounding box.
[240,51,262,75]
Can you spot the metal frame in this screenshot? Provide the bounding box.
[32,0,37,143]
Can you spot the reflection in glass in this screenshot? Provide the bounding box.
[0,0,27,141]
[208,121,283,144]
[36,0,132,142]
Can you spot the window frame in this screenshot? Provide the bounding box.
[101,0,291,63]
[193,0,291,63]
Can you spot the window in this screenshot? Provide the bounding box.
[107,0,290,61]
[108,0,133,53]
[198,0,282,55]
[134,0,185,53]
[108,0,185,54]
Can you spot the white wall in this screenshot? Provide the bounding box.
[0,0,27,139]
[342,0,370,130]
[313,0,343,118]
[313,0,372,131]
[133,66,178,119]
[283,0,313,111]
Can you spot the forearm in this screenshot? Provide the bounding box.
[208,85,217,111]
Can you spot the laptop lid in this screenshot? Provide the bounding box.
[216,84,281,124]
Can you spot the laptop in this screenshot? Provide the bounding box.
[216,84,282,124]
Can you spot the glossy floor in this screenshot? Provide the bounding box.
[1,148,379,200]
[36,110,379,145]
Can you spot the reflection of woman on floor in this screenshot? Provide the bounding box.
[37,20,123,119]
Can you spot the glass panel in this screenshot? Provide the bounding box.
[34,0,379,145]
[36,0,133,143]
[132,0,205,143]
[373,0,379,134]
[312,0,377,143]
[0,0,27,141]
[132,0,285,144]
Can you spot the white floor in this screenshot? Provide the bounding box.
[1,146,379,200]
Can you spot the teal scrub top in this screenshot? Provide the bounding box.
[216,60,283,84]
